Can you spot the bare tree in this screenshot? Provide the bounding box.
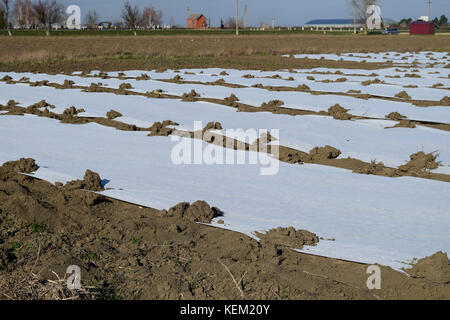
[224,17,236,29]
[1,0,11,36]
[349,0,377,33]
[121,1,140,35]
[31,0,65,36]
[13,0,36,29]
[140,6,162,28]
[85,9,98,29]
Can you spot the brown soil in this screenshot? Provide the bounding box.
[406,252,450,284]
[148,120,178,137]
[106,109,123,120]
[354,160,394,176]
[182,90,200,102]
[386,112,406,121]
[0,159,448,300]
[203,122,223,132]
[327,104,353,120]
[255,227,319,249]
[385,120,417,129]
[64,169,105,192]
[309,145,341,161]
[397,151,439,174]
[395,91,412,100]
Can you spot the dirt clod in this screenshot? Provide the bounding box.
[327,104,352,120]
[182,90,200,102]
[261,100,284,108]
[395,90,411,100]
[398,151,439,174]
[162,200,222,223]
[406,251,450,283]
[255,227,319,249]
[148,120,178,136]
[203,122,223,131]
[386,112,406,121]
[64,169,104,192]
[309,145,341,160]
[0,158,39,181]
[119,83,133,91]
[106,109,123,120]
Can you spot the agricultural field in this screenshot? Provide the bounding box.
[0,35,449,300]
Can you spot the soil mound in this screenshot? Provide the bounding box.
[62,106,84,117]
[119,83,133,91]
[255,227,319,249]
[162,200,222,223]
[328,104,352,120]
[203,122,223,131]
[354,160,394,176]
[148,120,178,136]
[297,84,310,91]
[182,90,200,102]
[395,90,411,100]
[0,158,39,181]
[64,169,104,192]
[386,112,406,121]
[406,251,450,283]
[224,94,239,106]
[28,100,54,110]
[441,96,450,105]
[106,109,123,120]
[309,145,341,160]
[136,73,150,81]
[261,100,284,108]
[398,151,439,174]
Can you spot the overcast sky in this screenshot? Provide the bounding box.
[60,0,449,26]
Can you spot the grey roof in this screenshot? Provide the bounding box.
[188,14,204,20]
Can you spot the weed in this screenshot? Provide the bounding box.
[26,223,46,233]
[10,241,23,250]
[130,235,142,245]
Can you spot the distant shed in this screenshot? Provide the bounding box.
[187,14,207,29]
[410,21,435,35]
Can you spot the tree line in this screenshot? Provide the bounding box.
[398,15,448,28]
[0,0,163,36]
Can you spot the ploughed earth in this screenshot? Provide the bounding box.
[0,159,448,300]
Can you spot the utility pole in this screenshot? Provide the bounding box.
[353,2,357,34]
[235,0,239,35]
[243,4,248,29]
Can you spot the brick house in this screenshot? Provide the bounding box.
[187,14,207,29]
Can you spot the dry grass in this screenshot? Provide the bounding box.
[1,34,449,72]
[0,273,96,300]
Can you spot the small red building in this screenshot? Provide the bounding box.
[187,14,207,29]
[409,21,435,35]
